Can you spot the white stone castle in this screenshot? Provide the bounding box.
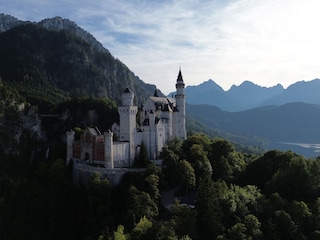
[66,69,186,169]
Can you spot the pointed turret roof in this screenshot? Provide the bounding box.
[87,127,101,136]
[177,68,183,83]
[176,68,185,89]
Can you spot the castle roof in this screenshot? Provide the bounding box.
[87,127,101,136]
[176,68,185,88]
[148,96,175,112]
[149,96,170,104]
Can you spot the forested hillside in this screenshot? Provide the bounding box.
[2,133,320,239]
[0,20,156,107]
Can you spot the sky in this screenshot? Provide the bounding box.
[2,0,320,94]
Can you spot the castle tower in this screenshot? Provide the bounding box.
[175,69,187,140]
[118,88,138,165]
[162,104,173,140]
[66,130,75,165]
[148,110,156,159]
[104,130,114,169]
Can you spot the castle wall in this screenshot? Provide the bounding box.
[81,143,93,162]
[93,143,104,161]
[162,111,172,140]
[104,131,114,169]
[113,142,130,167]
[73,142,81,159]
[73,160,145,186]
[156,121,166,159]
[111,123,120,140]
[172,112,177,140]
[135,131,143,145]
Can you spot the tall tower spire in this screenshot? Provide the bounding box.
[176,68,184,87]
[174,68,186,140]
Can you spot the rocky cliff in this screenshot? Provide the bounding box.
[38,17,107,53]
[0,13,26,32]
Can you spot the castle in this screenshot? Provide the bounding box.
[66,69,186,169]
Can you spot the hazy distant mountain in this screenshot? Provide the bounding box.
[261,79,320,106]
[228,81,284,110]
[187,102,320,156]
[177,79,320,111]
[178,80,239,111]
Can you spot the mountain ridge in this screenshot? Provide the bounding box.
[172,78,320,111]
[0,15,159,106]
[38,17,107,53]
[260,79,320,106]
[0,13,27,32]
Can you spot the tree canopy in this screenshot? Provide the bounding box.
[2,132,320,239]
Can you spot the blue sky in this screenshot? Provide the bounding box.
[2,0,320,94]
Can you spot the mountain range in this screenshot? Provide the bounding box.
[171,79,320,112]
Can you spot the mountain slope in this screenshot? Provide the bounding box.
[38,17,107,53]
[0,16,157,106]
[261,79,320,106]
[187,102,320,156]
